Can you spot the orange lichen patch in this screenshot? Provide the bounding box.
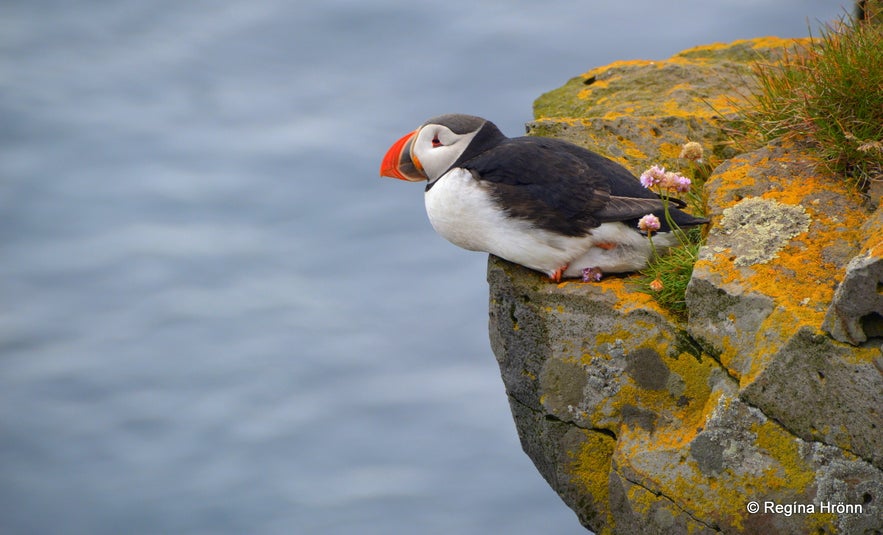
[657,142,683,160]
[658,98,690,118]
[842,344,883,366]
[600,277,669,317]
[863,220,883,257]
[740,307,796,386]
[618,137,649,160]
[706,93,744,116]
[587,78,612,90]
[596,107,614,120]
[666,351,717,405]
[745,244,835,320]
[684,40,733,53]
[580,59,654,80]
[695,254,741,287]
[619,378,673,412]
[749,203,861,309]
[750,36,812,49]
[702,140,870,352]
[710,335,743,378]
[704,163,755,221]
[541,304,567,314]
[577,80,612,100]
[674,36,810,60]
[638,360,721,451]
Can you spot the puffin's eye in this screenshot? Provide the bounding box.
[431,135,442,147]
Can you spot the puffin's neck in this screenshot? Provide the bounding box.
[452,121,507,168]
[425,121,506,192]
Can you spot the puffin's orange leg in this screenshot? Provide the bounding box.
[595,242,617,250]
[550,264,569,283]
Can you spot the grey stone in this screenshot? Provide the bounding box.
[823,206,883,345]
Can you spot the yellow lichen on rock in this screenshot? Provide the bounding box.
[565,429,616,533]
[530,37,811,176]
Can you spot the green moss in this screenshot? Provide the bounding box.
[534,75,599,119]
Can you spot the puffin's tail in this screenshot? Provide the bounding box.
[653,206,708,233]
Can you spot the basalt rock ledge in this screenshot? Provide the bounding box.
[487,37,883,534]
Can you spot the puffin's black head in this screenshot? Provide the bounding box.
[380,114,506,183]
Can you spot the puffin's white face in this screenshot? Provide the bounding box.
[410,124,478,182]
[379,118,482,183]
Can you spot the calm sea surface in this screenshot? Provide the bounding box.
[1,2,846,533]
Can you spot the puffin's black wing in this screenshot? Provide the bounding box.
[462,136,707,236]
[524,138,711,230]
[461,138,611,236]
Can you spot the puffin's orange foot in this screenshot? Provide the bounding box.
[582,267,603,282]
[596,242,617,250]
[549,264,569,283]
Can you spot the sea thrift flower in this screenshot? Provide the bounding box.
[582,267,603,282]
[673,173,692,193]
[679,141,704,162]
[638,214,661,233]
[639,165,666,188]
[649,278,664,292]
[661,171,691,193]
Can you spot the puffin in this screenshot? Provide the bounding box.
[379,113,708,281]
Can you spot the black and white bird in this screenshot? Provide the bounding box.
[379,114,708,281]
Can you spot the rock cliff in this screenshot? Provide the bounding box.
[488,37,883,534]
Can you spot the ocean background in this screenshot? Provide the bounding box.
[1,2,848,534]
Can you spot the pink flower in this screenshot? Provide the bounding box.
[661,171,691,193]
[674,174,692,193]
[638,214,661,233]
[582,267,603,282]
[639,165,666,188]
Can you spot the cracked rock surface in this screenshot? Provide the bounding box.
[488,256,882,534]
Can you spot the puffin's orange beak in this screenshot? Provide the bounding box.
[379,130,427,182]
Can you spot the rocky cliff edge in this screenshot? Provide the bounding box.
[488,37,883,534]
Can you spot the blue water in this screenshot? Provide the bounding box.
[1,2,847,534]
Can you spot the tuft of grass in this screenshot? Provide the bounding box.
[637,230,703,321]
[738,16,883,190]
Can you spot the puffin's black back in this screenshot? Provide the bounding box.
[456,130,706,235]
[515,136,657,201]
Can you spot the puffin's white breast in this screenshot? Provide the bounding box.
[423,168,588,275]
